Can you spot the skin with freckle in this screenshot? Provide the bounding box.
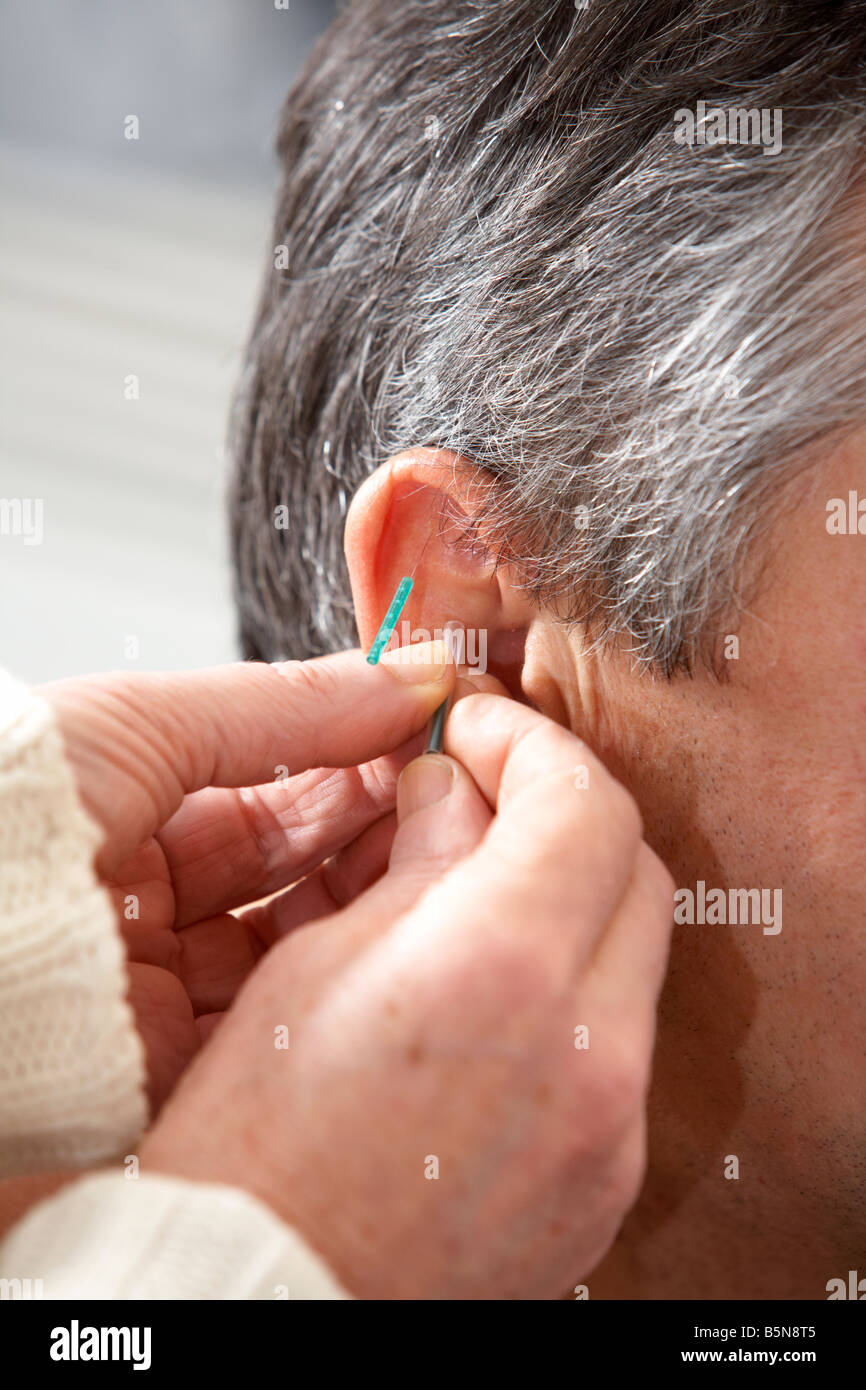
[523,440,866,1300]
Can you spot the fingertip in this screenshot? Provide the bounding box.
[453,670,510,700]
[379,638,456,690]
[396,754,456,822]
[391,752,491,875]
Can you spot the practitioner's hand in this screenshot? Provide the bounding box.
[142,693,675,1300]
[38,645,456,1112]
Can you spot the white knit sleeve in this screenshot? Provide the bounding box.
[0,670,352,1300]
[0,1171,351,1300]
[0,669,147,1174]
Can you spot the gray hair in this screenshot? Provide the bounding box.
[230,0,866,672]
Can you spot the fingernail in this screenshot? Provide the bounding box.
[379,638,450,684]
[456,670,492,696]
[397,754,455,820]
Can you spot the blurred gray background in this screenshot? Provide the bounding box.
[0,0,336,680]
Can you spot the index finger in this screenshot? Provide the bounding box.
[44,642,454,872]
[426,694,647,976]
[444,692,625,814]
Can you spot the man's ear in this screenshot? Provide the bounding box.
[344,448,535,697]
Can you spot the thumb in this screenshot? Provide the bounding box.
[389,753,491,880]
[244,752,494,982]
[260,753,493,974]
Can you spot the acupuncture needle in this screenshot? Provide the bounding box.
[365,575,414,666]
[425,695,450,754]
[365,572,452,753]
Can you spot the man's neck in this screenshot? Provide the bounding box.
[586,1161,848,1300]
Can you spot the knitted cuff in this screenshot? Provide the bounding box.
[0,1170,351,1299]
[0,670,147,1174]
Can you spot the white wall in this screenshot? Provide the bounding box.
[0,1,334,681]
